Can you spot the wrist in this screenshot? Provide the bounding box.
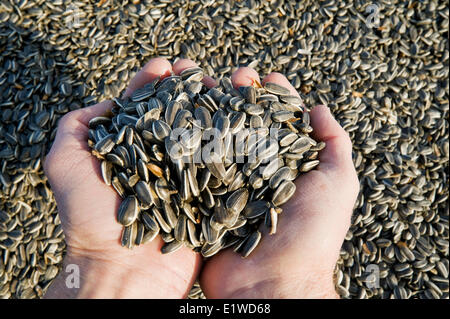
[44,253,142,298]
[219,269,338,299]
[44,246,189,298]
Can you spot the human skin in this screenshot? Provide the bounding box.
[43,58,359,299]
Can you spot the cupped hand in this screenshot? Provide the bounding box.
[44,58,208,298]
[199,68,360,298]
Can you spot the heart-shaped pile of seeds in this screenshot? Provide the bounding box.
[87,67,325,258]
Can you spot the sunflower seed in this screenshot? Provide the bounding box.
[240,231,262,258]
[117,196,139,227]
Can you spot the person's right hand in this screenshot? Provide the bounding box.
[200,68,360,298]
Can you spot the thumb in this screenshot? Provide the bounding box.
[309,105,359,204]
[309,105,354,176]
[44,101,113,192]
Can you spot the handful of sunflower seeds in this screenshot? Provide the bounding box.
[87,67,325,258]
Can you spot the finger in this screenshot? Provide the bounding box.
[231,67,260,88]
[173,58,217,88]
[309,105,354,174]
[59,57,174,143]
[74,100,113,126]
[202,76,217,88]
[262,72,299,97]
[45,100,113,175]
[54,100,114,145]
[44,101,114,189]
[172,58,198,74]
[123,57,172,97]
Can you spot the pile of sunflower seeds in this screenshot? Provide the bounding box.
[0,0,448,299]
[88,67,323,257]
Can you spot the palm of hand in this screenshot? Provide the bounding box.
[47,124,121,251]
[201,168,358,298]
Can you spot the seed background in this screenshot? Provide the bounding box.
[0,0,448,299]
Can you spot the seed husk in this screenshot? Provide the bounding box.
[289,137,312,154]
[269,167,294,189]
[240,231,262,258]
[141,228,159,244]
[264,82,291,96]
[135,181,153,207]
[226,189,249,215]
[174,215,188,242]
[121,222,137,249]
[163,202,178,228]
[141,211,160,233]
[300,160,320,172]
[267,208,278,235]
[244,200,270,218]
[135,223,145,245]
[272,181,296,206]
[95,134,116,155]
[152,207,172,233]
[117,196,139,227]
[101,160,113,185]
[205,155,226,180]
[201,241,223,258]
[161,240,183,254]
[187,219,201,247]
